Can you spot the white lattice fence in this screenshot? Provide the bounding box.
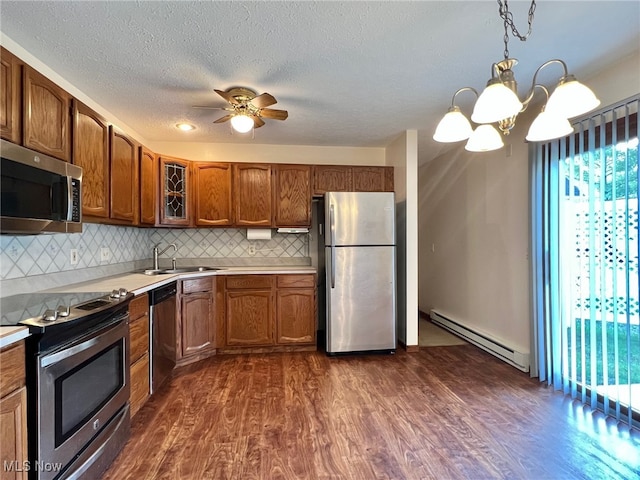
[562,198,639,323]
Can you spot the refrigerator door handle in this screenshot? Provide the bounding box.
[330,203,336,288]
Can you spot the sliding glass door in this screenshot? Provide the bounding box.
[532,95,639,427]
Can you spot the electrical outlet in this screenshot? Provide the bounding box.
[70,249,79,265]
[248,245,256,256]
[100,247,111,262]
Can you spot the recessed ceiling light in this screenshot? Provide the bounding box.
[176,123,195,131]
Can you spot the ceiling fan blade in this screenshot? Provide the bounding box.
[192,105,230,110]
[259,108,288,120]
[213,114,234,124]
[252,116,265,128]
[250,93,277,108]
[214,89,240,105]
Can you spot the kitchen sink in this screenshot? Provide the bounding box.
[143,267,223,275]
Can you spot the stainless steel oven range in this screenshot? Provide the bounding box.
[1,288,133,480]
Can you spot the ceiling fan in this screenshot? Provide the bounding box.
[194,87,288,132]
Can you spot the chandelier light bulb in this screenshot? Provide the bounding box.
[433,107,473,143]
[465,124,504,152]
[230,114,254,133]
[471,81,523,124]
[545,76,601,119]
[526,109,574,142]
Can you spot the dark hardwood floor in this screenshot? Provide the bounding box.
[102,345,640,479]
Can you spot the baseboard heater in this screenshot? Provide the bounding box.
[429,310,530,372]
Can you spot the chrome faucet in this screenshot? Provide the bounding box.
[152,243,178,270]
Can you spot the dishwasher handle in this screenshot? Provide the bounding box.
[149,282,177,305]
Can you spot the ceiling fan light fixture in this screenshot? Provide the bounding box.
[176,123,195,131]
[230,114,254,133]
[433,107,473,142]
[465,124,504,152]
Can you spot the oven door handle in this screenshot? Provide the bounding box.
[40,314,127,368]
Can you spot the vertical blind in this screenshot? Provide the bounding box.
[531,94,639,428]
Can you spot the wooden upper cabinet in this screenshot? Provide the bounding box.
[109,126,139,223]
[384,167,394,192]
[233,163,272,227]
[139,146,158,226]
[1,47,21,144]
[312,165,353,195]
[273,164,311,227]
[73,100,110,218]
[352,166,388,192]
[159,156,190,226]
[23,65,71,162]
[193,162,233,227]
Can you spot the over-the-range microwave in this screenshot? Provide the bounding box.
[1,139,82,234]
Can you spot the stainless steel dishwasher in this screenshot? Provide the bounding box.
[149,281,177,393]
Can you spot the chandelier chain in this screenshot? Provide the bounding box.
[498,0,536,59]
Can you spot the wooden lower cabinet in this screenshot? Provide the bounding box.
[276,291,316,345]
[129,294,150,417]
[129,354,149,418]
[276,274,316,345]
[226,289,274,346]
[0,341,27,480]
[220,274,316,352]
[176,278,215,365]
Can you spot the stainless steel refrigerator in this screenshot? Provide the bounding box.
[322,191,396,354]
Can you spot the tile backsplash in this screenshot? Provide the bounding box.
[0,223,309,283]
[150,228,308,259]
[1,223,148,280]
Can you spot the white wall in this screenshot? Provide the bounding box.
[151,142,385,166]
[418,49,640,357]
[386,131,418,347]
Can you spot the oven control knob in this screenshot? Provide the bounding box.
[118,288,128,297]
[110,289,120,299]
[56,305,70,317]
[43,309,58,322]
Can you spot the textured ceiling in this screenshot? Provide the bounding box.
[1,1,638,164]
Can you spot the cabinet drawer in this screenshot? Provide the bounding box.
[130,353,149,418]
[129,314,149,365]
[277,274,315,289]
[0,341,25,396]
[181,277,213,294]
[129,293,148,321]
[226,275,274,290]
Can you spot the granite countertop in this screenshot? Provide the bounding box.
[43,265,317,296]
[0,265,317,348]
[0,325,30,349]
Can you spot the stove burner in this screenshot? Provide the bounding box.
[0,288,133,331]
[77,299,112,310]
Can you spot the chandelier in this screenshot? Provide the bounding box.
[433,0,600,152]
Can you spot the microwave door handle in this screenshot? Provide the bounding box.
[64,176,74,221]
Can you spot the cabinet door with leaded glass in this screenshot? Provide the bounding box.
[159,156,190,226]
